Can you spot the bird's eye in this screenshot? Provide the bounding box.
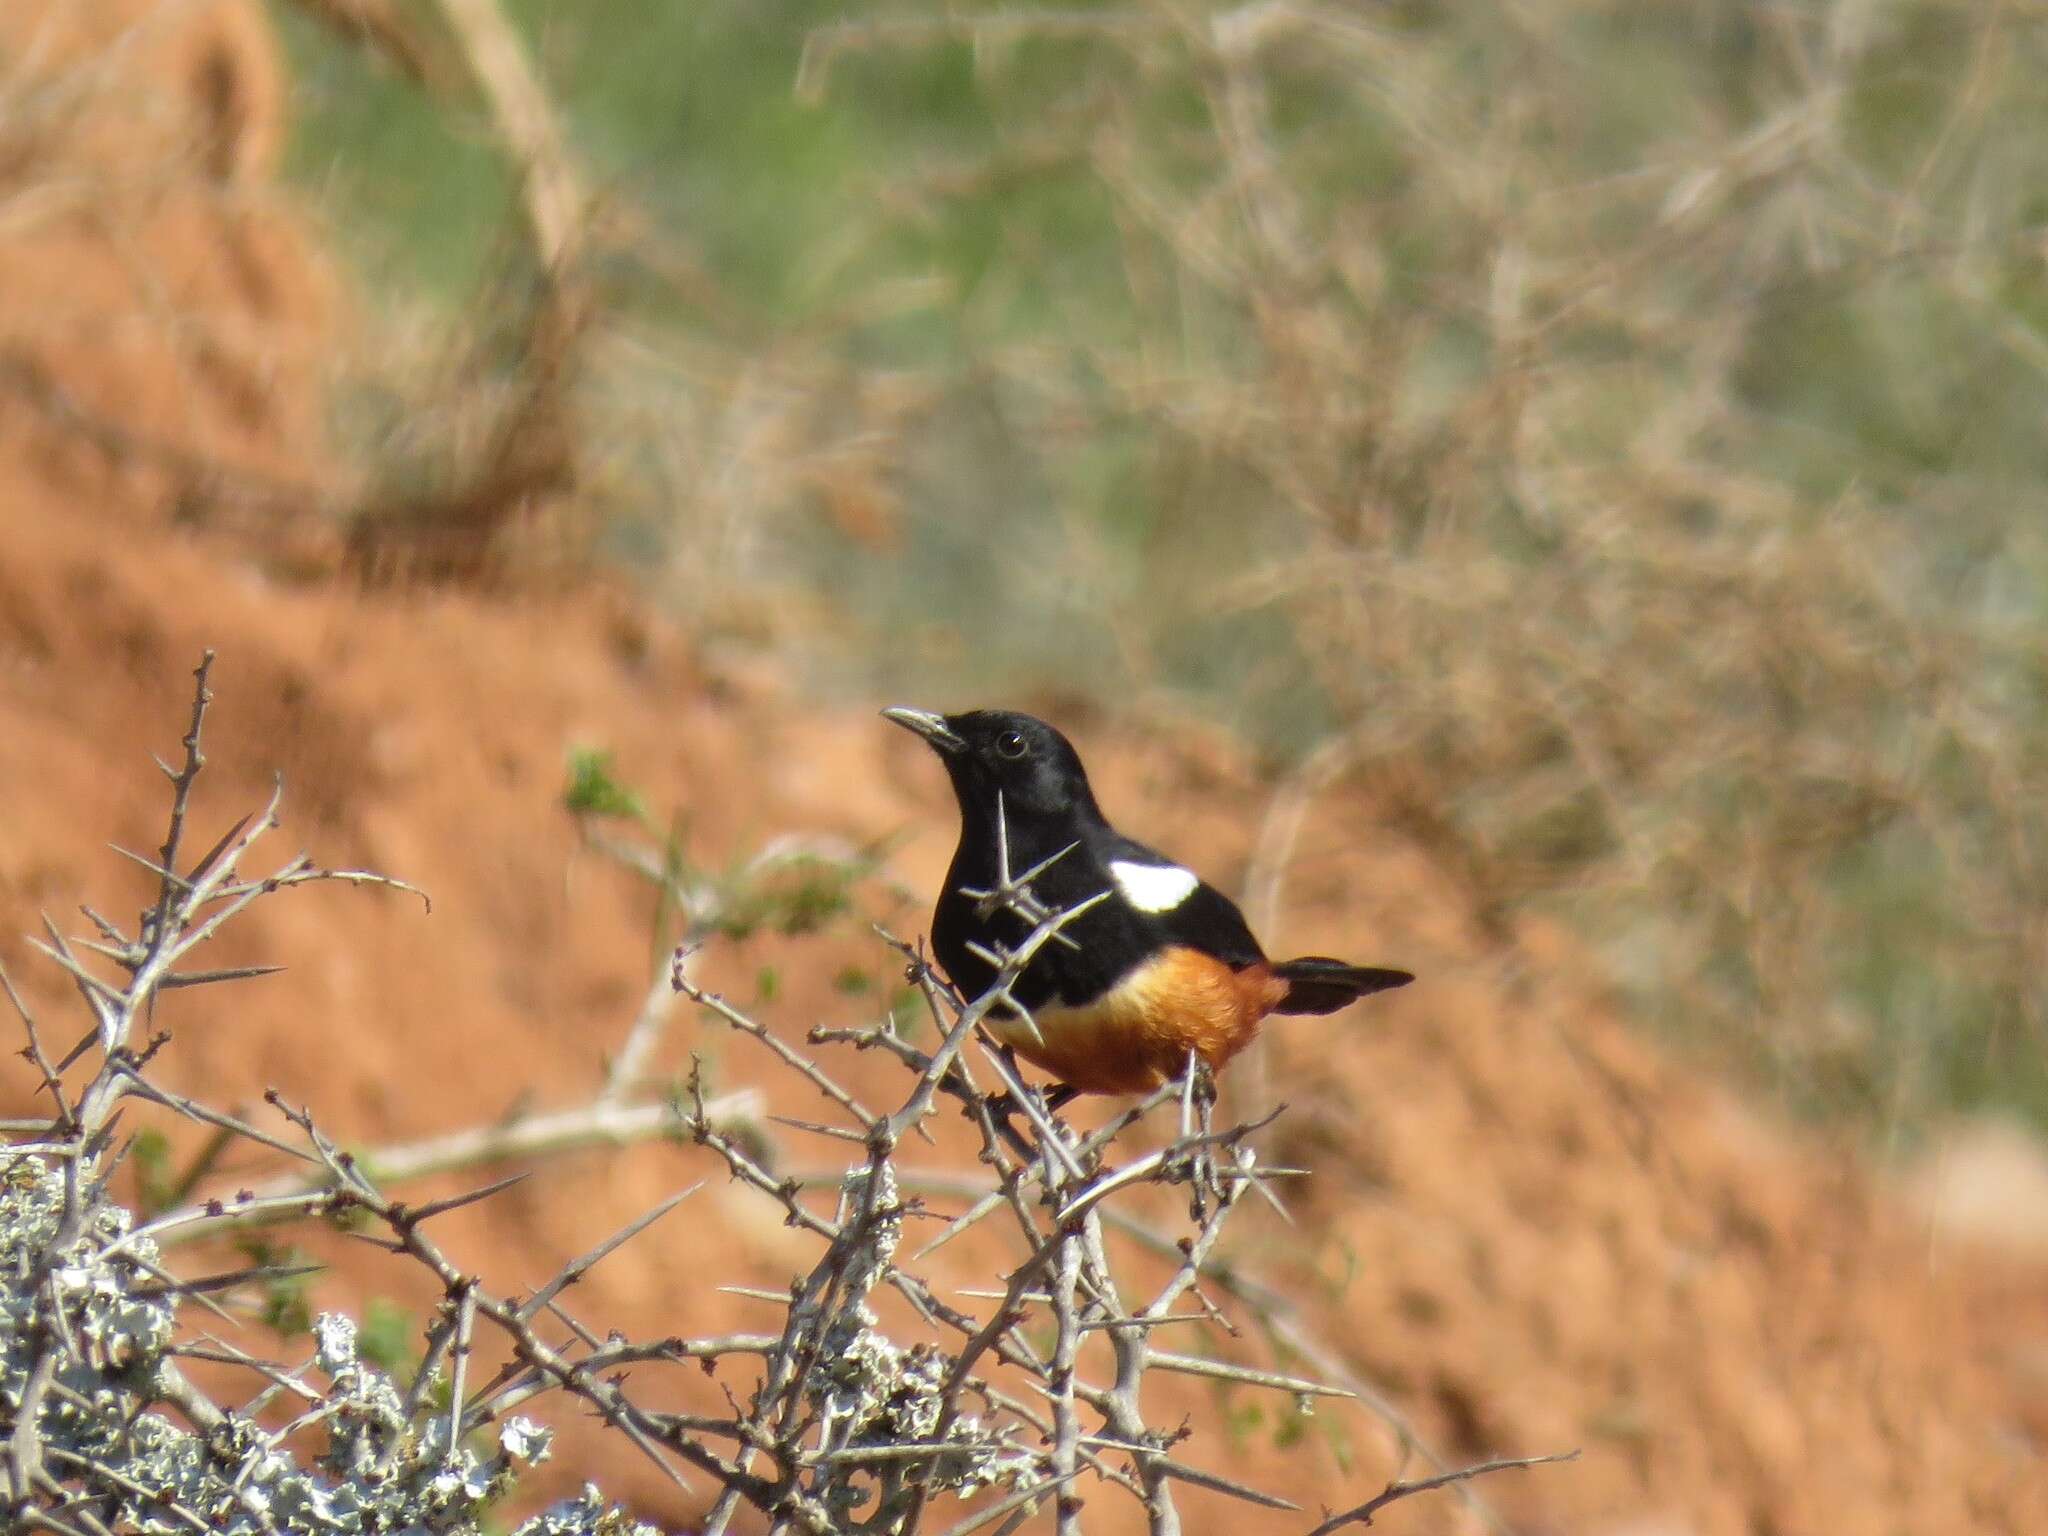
[994,730,1028,760]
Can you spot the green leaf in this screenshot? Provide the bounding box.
[563,747,647,822]
[358,1297,416,1373]
[132,1128,174,1214]
[887,987,925,1038]
[238,1235,315,1339]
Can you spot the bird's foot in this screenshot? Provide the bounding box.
[982,1081,1078,1134]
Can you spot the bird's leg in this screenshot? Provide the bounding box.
[980,1055,1078,1161]
[975,1046,1037,1160]
[983,1048,1078,1123]
[979,1098,1038,1164]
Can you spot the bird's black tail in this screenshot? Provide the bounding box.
[1271,956,1414,1016]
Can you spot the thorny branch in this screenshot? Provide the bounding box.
[1305,1450,1583,1534]
[1,658,1572,1534]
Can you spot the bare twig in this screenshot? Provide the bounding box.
[1306,1450,1583,1534]
[3,659,1575,1536]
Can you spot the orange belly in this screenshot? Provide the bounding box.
[985,948,1287,1094]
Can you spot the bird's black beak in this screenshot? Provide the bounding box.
[881,706,966,755]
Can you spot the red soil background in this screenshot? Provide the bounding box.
[1,6,2043,1533]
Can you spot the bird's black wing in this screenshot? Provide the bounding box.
[936,827,1271,1011]
[1151,880,1268,969]
[1095,831,1267,971]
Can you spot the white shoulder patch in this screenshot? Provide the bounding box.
[1108,859,1200,914]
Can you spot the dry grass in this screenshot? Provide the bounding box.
[760,1,2048,1135]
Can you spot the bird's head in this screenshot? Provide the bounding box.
[882,707,1100,828]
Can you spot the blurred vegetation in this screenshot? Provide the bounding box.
[272,0,2048,1142]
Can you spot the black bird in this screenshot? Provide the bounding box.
[884,706,1413,1095]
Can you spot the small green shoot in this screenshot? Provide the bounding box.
[563,747,648,823]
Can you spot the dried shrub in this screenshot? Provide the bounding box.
[0,659,1565,1533]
